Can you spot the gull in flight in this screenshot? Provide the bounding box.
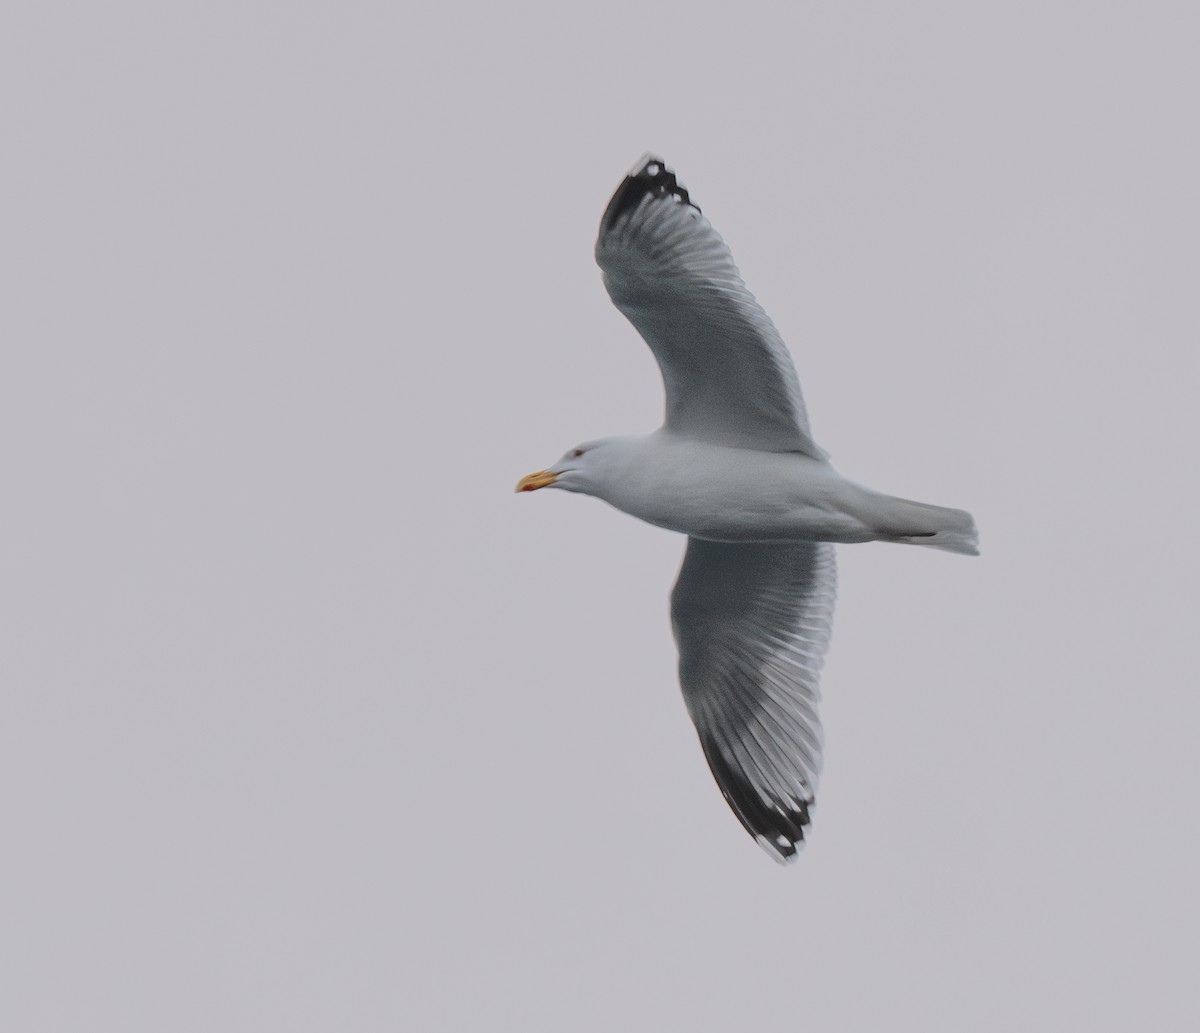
[518,154,978,863]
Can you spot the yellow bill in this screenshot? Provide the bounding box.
[515,469,558,493]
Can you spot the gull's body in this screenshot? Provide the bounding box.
[551,430,975,548]
[518,155,978,863]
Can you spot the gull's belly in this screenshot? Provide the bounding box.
[605,442,875,544]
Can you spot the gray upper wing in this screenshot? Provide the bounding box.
[671,537,837,862]
[595,154,826,459]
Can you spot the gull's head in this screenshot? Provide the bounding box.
[515,438,626,497]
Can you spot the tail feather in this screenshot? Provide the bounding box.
[880,497,980,556]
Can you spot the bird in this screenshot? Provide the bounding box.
[517,154,978,863]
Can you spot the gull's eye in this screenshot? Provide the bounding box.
[572,448,585,457]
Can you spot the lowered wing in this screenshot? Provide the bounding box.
[671,537,837,862]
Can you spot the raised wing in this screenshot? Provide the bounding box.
[671,538,837,862]
[596,154,826,459]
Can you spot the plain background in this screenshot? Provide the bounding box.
[3,2,1197,1030]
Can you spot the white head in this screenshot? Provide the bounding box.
[515,437,632,499]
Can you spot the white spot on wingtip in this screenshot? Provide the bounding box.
[755,834,802,865]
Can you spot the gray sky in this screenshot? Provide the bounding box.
[3,2,1198,1030]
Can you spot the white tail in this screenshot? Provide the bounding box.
[879,497,980,556]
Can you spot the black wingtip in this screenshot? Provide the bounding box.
[701,736,813,864]
[599,153,701,236]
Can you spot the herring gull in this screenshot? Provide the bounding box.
[517,154,978,863]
